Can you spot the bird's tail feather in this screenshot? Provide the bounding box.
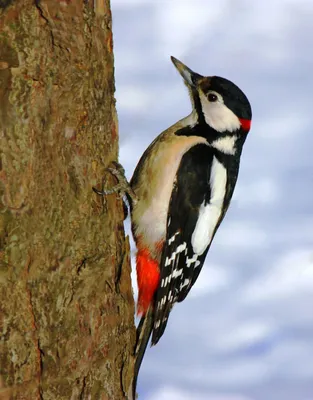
[128,306,154,399]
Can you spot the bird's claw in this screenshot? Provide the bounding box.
[92,162,138,205]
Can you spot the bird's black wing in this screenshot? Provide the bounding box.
[151,143,239,345]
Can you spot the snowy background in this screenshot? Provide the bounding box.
[111,1,313,399]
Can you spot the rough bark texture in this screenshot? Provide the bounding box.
[0,1,135,399]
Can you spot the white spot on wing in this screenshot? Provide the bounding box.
[168,231,179,244]
[164,275,171,286]
[180,278,190,289]
[211,135,237,155]
[199,91,241,133]
[165,242,187,266]
[191,156,227,255]
[186,254,200,268]
[172,268,183,278]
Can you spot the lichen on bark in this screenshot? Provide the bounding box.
[0,1,135,399]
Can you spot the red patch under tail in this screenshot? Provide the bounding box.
[136,248,160,316]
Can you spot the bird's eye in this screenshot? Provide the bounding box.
[208,93,218,102]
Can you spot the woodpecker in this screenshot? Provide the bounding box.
[94,56,252,399]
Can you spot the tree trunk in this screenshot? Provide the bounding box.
[0,1,135,399]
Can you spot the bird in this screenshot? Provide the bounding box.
[94,56,252,399]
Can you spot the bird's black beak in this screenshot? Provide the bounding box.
[171,56,202,88]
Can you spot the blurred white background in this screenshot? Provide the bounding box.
[111,1,313,399]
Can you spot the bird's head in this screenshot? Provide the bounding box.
[171,56,252,135]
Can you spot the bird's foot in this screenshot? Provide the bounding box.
[93,161,138,205]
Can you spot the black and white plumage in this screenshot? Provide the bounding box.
[127,56,252,398]
[152,142,242,343]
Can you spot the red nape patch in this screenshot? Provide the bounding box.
[239,118,251,132]
[136,249,160,316]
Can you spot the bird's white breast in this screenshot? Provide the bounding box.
[131,116,206,255]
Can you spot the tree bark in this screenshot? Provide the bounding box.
[0,1,135,399]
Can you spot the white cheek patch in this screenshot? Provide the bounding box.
[191,156,227,255]
[199,92,241,133]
